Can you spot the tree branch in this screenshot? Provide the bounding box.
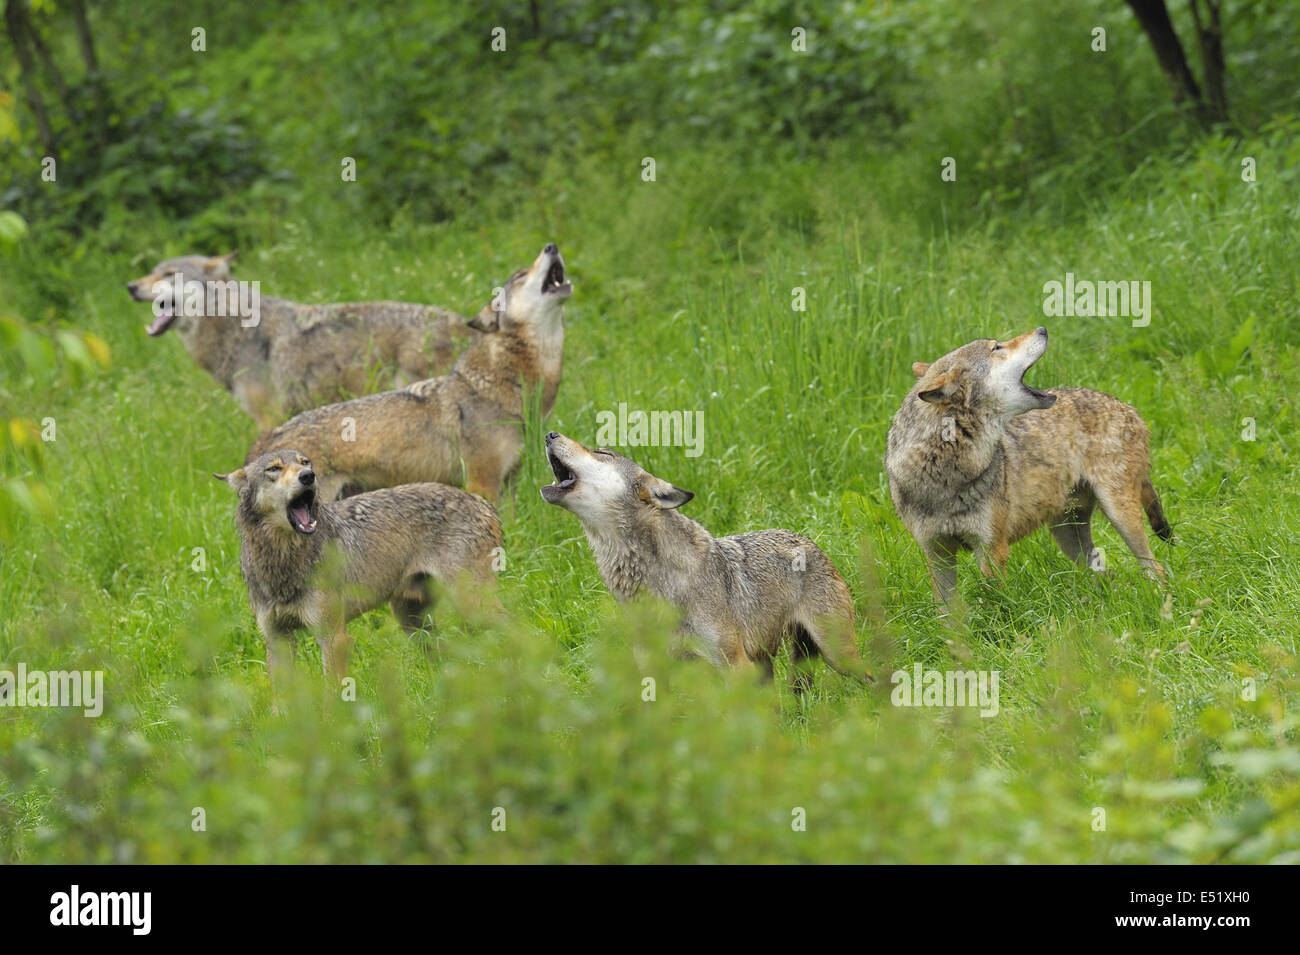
[1125,0,1210,125]
[4,0,59,160]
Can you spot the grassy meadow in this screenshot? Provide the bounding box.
[1,1,1298,863]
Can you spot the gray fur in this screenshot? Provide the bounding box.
[128,253,468,429]
[886,328,1168,605]
[218,449,501,690]
[540,433,872,686]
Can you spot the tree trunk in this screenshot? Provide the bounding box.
[26,11,72,110]
[1124,0,1209,123]
[69,0,98,74]
[4,0,58,160]
[1189,0,1228,124]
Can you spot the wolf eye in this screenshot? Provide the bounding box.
[991,344,1004,352]
[595,450,614,457]
[266,465,282,474]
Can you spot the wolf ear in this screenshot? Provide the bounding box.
[643,475,694,510]
[206,251,237,275]
[917,370,955,404]
[467,303,501,333]
[912,361,931,378]
[213,468,248,491]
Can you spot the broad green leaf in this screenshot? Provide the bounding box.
[0,211,28,248]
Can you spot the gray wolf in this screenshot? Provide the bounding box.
[127,252,469,429]
[248,243,571,503]
[539,432,874,688]
[215,449,502,690]
[884,327,1171,606]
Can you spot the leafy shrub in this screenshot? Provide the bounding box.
[2,77,273,239]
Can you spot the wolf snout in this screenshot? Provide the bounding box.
[299,469,315,486]
[544,243,557,255]
[546,431,560,444]
[126,281,138,294]
[1036,326,1048,339]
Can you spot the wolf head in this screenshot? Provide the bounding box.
[215,449,320,536]
[467,243,571,334]
[125,252,238,337]
[540,432,692,525]
[910,327,1056,417]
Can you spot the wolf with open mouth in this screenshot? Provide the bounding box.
[125,252,470,430]
[540,432,875,689]
[885,327,1171,606]
[215,449,502,692]
[248,243,572,503]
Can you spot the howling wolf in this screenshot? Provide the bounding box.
[885,327,1170,606]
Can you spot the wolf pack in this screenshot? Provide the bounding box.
[128,244,1172,698]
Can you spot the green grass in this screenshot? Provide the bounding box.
[2,122,1299,862]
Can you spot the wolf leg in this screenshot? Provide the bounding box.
[471,419,530,503]
[1045,496,1097,571]
[1095,483,1166,582]
[391,574,436,634]
[257,617,297,707]
[924,537,960,606]
[787,632,815,695]
[265,636,295,682]
[975,538,1008,579]
[392,577,439,662]
[1050,488,1098,568]
[465,470,499,504]
[233,375,279,431]
[463,426,519,504]
[391,596,435,633]
[316,620,355,685]
[696,621,759,677]
[1051,518,1100,569]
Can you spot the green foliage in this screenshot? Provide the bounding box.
[3,604,1296,863]
[2,78,273,236]
[0,308,111,538]
[16,0,1299,234]
[0,210,27,247]
[0,213,110,539]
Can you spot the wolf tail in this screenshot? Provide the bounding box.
[1141,479,1173,543]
